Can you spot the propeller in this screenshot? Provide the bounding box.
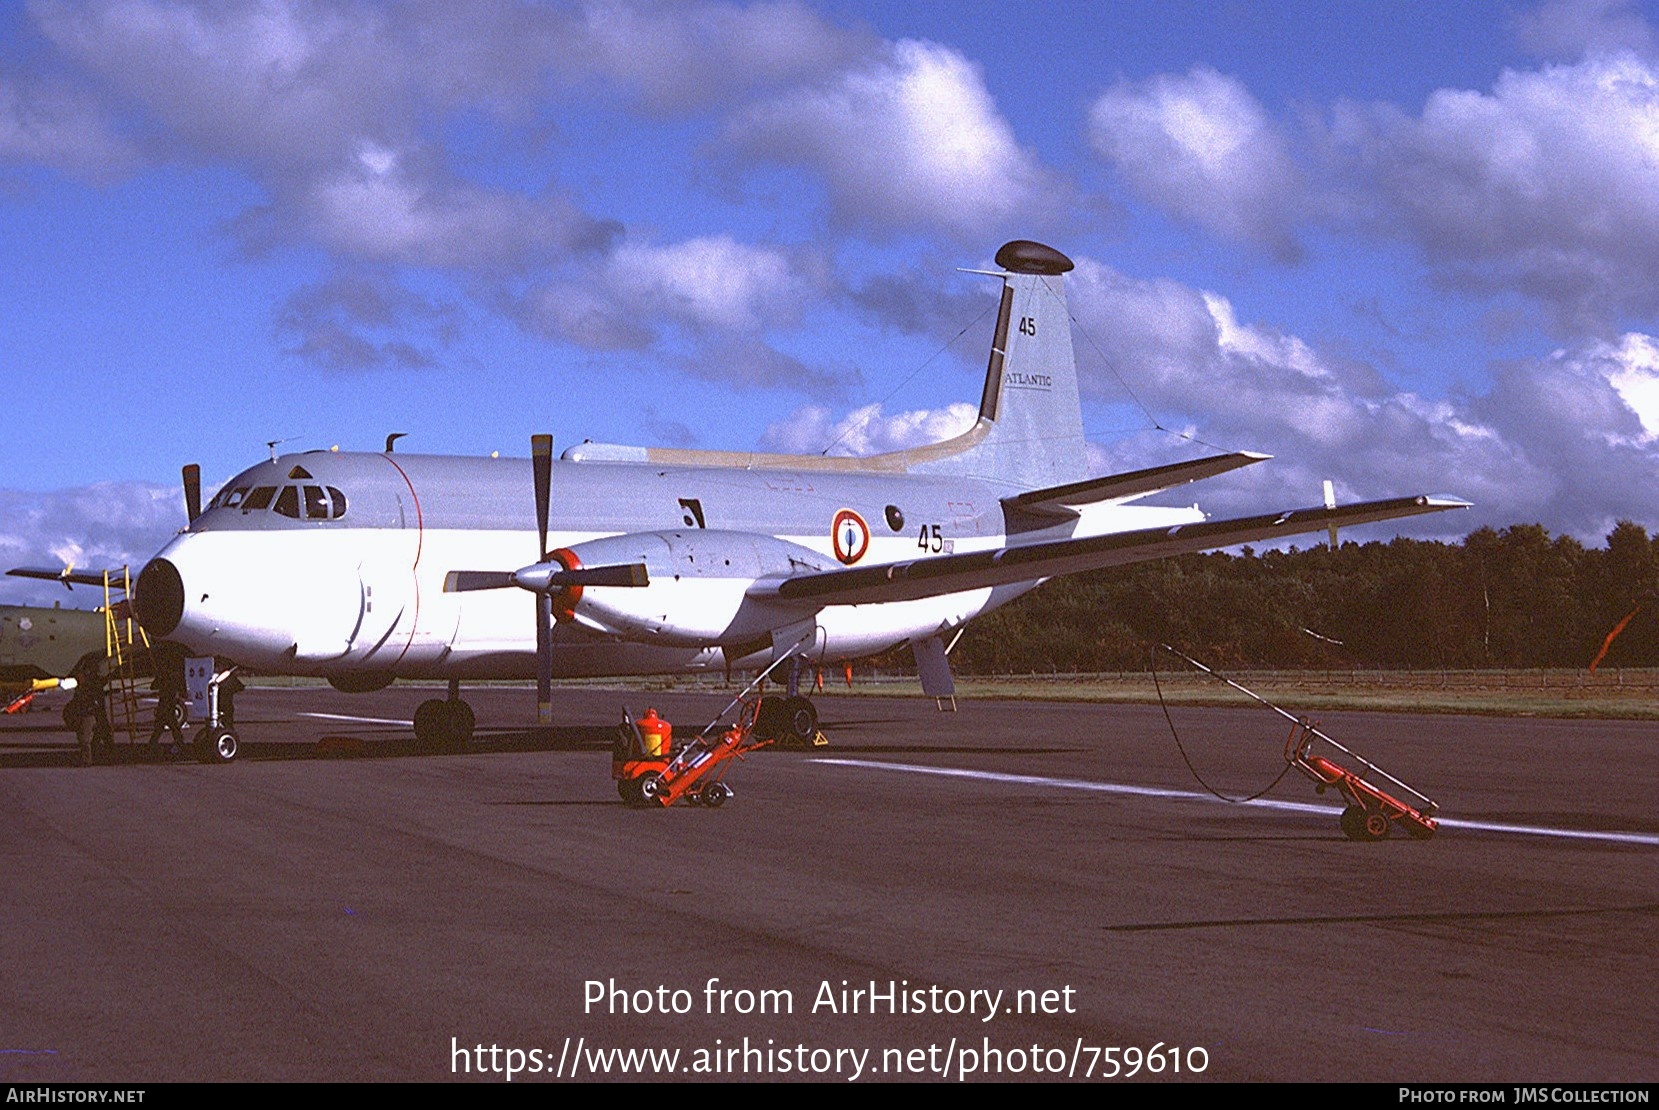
[440,434,648,727]
[183,464,202,523]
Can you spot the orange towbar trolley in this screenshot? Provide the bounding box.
[613,696,773,808]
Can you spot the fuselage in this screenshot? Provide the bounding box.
[133,448,1201,680]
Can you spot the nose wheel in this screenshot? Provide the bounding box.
[194,725,239,764]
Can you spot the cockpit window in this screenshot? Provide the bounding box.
[303,486,330,519]
[288,465,314,480]
[211,486,248,510]
[243,486,276,511]
[273,486,301,519]
[326,486,348,519]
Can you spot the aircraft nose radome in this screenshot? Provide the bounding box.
[134,557,184,637]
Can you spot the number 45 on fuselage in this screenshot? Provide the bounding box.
[123,241,1467,754]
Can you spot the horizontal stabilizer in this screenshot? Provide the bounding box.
[7,566,127,589]
[1004,452,1270,519]
[766,495,1469,607]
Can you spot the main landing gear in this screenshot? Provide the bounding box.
[751,657,824,747]
[413,679,475,752]
[753,694,819,746]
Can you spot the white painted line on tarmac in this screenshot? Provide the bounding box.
[301,712,414,727]
[810,758,1659,847]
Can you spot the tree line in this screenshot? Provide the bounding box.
[942,522,1659,673]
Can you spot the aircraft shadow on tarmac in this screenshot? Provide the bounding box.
[0,723,621,768]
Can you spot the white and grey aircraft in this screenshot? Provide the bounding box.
[19,241,1466,760]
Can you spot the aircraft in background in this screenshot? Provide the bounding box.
[14,241,1467,760]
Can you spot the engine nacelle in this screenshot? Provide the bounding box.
[555,530,830,646]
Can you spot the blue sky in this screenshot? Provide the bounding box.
[4,0,1659,602]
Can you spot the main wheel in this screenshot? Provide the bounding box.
[752,699,787,742]
[781,696,818,746]
[447,699,476,749]
[413,698,447,750]
[1359,810,1392,840]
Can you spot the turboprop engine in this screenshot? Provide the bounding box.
[448,529,832,647]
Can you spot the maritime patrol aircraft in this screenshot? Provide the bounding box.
[19,241,1466,760]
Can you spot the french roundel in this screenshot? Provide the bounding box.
[831,509,870,565]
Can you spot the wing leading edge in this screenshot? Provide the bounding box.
[762,495,1470,607]
[7,567,128,589]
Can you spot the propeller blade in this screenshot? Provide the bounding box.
[553,563,649,588]
[531,434,555,727]
[518,563,649,590]
[182,464,202,523]
[537,592,552,726]
[443,570,519,593]
[532,434,552,560]
[447,563,649,593]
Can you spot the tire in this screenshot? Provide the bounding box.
[413,698,447,750]
[782,696,818,746]
[205,728,238,763]
[753,699,787,742]
[1360,810,1392,841]
[638,772,665,805]
[616,778,633,802]
[1339,806,1366,840]
[450,700,476,746]
[702,782,731,809]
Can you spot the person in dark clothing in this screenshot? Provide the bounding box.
[217,670,243,729]
[66,659,112,766]
[148,651,188,757]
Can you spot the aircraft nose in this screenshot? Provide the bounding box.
[134,557,184,637]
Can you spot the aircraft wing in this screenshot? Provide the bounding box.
[764,495,1469,607]
[8,567,127,589]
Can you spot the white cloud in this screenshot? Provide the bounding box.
[609,236,811,332]
[1087,66,1303,260]
[729,39,1062,237]
[573,0,871,109]
[0,73,141,182]
[1324,53,1659,329]
[1065,255,1659,538]
[515,234,819,343]
[0,482,184,606]
[1513,0,1657,59]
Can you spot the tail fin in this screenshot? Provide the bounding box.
[914,240,1088,489]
